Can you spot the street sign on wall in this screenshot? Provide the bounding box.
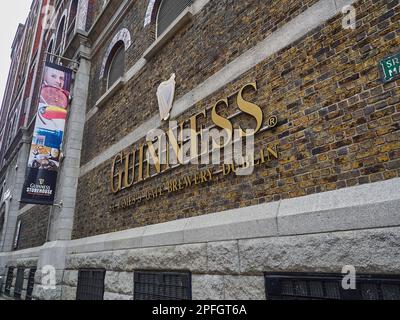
[380,52,400,83]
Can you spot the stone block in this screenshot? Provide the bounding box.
[104,271,134,295]
[61,285,77,300]
[223,276,266,300]
[192,275,225,300]
[104,292,133,300]
[239,227,400,274]
[63,270,79,287]
[125,244,208,273]
[207,241,240,274]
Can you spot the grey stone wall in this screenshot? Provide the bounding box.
[1,177,399,300]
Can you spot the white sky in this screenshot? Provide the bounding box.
[0,0,32,105]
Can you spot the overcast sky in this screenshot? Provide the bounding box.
[0,0,32,105]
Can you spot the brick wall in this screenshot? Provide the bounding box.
[73,0,400,239]
[16,206,50,250]
[86,0,103,31]
[82,0,319,166]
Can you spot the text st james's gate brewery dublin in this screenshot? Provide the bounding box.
[109,82,283,212]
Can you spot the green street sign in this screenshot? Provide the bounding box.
[380,52,400,83]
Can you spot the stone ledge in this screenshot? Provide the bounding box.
[66,243,208,273]
[278,177,400,236]
[66,178,400,254]
[0,247,41,268]
[3,179,400,271]
[65,226,400,276]
[238,226,400,275]
[94,77,124,109]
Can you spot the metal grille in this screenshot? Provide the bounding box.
[14,268,25,300]
[25,268,37,300]
[265,273,400,300]
[157,0,193,37]
[134,271,191,300]
[76,269,106,300]
[4,267,14,296]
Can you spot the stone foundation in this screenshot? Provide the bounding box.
[0,178,399,300]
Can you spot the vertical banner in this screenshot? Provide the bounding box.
[21,62,73,205]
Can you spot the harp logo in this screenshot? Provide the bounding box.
[157,74,176,121]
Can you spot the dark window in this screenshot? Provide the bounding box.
[157,0,193,37]
[0,209,4,244]
[14,268,25,300]
[107,43,125,89]
[47,40,54,62]
[4,267,14,296]
[76,269,106,300]
[134,271,191,300]
[55,17,66,51]
[69,0,78,27]
[265,273,400,300]
[25,268,37,300]
[66,0,79,45]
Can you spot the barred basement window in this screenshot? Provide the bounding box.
[134,271,191,300]
[14,268,25,300]
[4,267,14,296]
[265,273,400,300]
[76,269,106,300]
[156,0,193,37]
[25,268,37,301]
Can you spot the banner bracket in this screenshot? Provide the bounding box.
[45,52,80,69]
[53,201,63,209]
[17,200,63,208]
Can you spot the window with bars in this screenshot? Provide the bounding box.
[76,269,106,300]
[134,271,191,300]
[25,268,37,301]
[14,268,25,300]
[156,0,193,37]
[4,267,14,296]
[265,273,400,300]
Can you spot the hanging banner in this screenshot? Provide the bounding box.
[21,62,73,205]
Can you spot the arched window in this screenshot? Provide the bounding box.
[68,0,78,28]
[0,204,5,244]
[106,41,125,89]
[47,39,54,62]
[156,0,193,37]
[65,0,79,45]
[55,17,66,53]
[99,28,131,79]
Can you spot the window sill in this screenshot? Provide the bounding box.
[143,7,194,61]
[95,77,125,108]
